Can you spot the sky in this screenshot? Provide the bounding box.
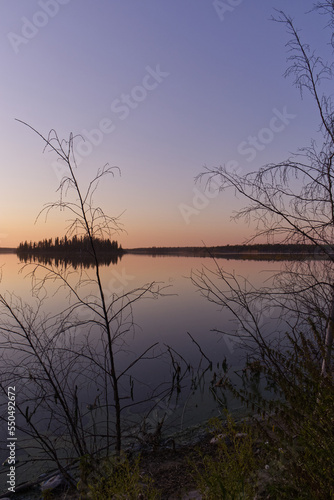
[0,0,331,248]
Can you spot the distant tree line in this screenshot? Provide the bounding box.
[127,243,327,258]
[208,243,323,255]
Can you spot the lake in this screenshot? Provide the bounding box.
[0,251,284,489]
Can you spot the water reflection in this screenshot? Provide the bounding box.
[0,253,283,377]
[17,251,122,269]
[0,253,284,485]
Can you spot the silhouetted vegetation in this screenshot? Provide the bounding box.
[127,243,325,260]
[192,3,334,498]
[1,122,194,489]
[17,235,124,268]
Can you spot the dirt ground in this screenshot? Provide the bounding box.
[138,436,215,499]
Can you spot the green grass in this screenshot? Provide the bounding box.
[192,414,262,499]
[84,453,160,500]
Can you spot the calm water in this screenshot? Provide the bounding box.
[0,252,283,487]
[0,252,282,363]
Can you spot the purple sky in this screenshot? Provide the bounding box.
[0,0,329,248]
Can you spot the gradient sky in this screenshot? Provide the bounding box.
[0,0,330,248]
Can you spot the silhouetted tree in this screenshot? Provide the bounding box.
[192,5,334,496]
[195,5,334,377]
[0,123,187,483]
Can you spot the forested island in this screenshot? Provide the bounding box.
[17,235,124,268]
